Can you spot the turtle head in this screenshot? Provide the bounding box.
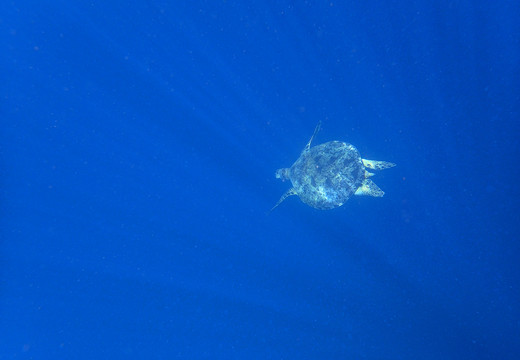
[275,168,290,182]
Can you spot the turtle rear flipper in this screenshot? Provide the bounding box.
[355,179,384,197]
[270,188,297,212]
[362,159,396,170]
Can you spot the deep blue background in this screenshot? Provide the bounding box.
[1,1,519,359]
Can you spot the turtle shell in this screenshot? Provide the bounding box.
[288,141,364,209]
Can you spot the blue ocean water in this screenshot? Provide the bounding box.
[1,1,519,359]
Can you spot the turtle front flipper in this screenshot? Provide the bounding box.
[270,188,297,212]
[362,159,396,170]
[302,120,322,153]
[355,179,384,197]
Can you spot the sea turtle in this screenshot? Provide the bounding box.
[272,121,395,211]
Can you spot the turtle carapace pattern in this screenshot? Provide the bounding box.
[272,121,396,211]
